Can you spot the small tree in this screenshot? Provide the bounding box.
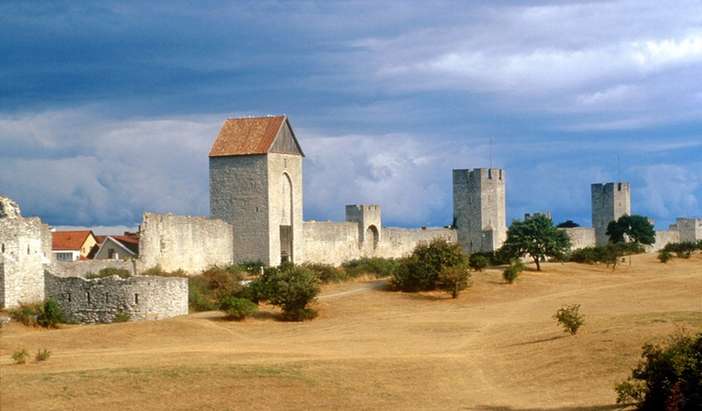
[606,215,656,246]
[553,304,584,335]
[260,265,320,321]
[500,214,571,271]
[392,239,467,292]
[658,250,672,263]
[219,296,258,321]
[502,260,525,284]
[438,265,471,298]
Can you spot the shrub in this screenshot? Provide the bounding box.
[219,296,258,321]
[35,349,51,362]
[9,302,41,326]
[658,250,672,263]
[86,267,131,279]
[302,263,347,284]
[392,239,467,292]
[438,265,471,298]
[468,254,489,272]
[237,261,265,276]
[113,311,130,323]
[502,261,525,284]
[569,243,644,268]
[36,299,65,328]
[616,331,702,410]
[342,257,399,278]
[256,264,320,321]
[188,266,245,311]
[141,265,187,277]
[12,348,29,365]
[553,304,584,335]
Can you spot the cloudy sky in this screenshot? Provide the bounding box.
[2,1,702,230]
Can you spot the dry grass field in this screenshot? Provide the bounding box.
[1,253,701,410]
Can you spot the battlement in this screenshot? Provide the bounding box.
[591,182,630,193]
[453,168,504,183]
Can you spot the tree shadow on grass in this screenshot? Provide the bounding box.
[504,334,566,347]
[473,404,630,411]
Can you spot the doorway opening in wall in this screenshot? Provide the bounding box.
[280,225,292,263]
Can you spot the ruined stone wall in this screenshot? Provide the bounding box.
[302,221,457,266]
[267,153,304,265]
[45,273,187,323]
[676,218,702,243]
[561,227,596,250]
[138,213,233,274]
[453,168,506,253]
[210,155,270,264]
[49,260,135,278]
[0,217,50,308]
[592,182,631,246]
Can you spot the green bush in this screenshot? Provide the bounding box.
[188,266,246,312]
[85,267,131,279]
[392,239,467,292]
[438,265,471,298]
[9,302,41,326]
[219,296,258,321]
[553,304,584,335]
[12,348,29,365]
[141,265,187,277]
[342,257,399,278]
[254,264,320,321]
[569,243,644,268]
[658,250,672,263]
[302,262,347,284]
[35,348,51,362]
[113,311,130,323]
[616,331,702,410]
[502,261,523,284]
[662,242,699,259]
[236,261,265,276]
[468,254,489,272]
[10,300,64,328]
[37,299,65,328]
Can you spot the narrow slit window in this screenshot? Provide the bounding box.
[86,292,91,304]
[134,293,139,304]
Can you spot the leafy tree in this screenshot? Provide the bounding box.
[556,220,580,228]
[553,304,584,335]
[438,265,471,298]
[255,264,320,321]
[502,260,525,284]
[392,239,467,291]
[616,331,702,410]
[500,214,571,271]
[606,215,656,246]
[468,254,489,272]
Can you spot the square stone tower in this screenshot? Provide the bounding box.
[452,168,507,253]
[209,115,304,266]
[345,204,382,253]
[591,182,631,246]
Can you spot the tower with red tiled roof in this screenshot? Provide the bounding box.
[209,115,304,266]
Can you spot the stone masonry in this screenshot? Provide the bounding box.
[452,168,507,253]
[591,182,631,246]
[45,273,188,323]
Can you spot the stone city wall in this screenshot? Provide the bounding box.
[0,216,50,308]
[646,230,681,253]
[676,218,702,243]
[49,260,135,278]
[45,273,188,323]
[302,221,457,266]
[138,213,234,274]
[561,227,596,250]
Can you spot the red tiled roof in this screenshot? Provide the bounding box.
[208,115,286,157]
[52,230,94,251]
[112,234,139,255]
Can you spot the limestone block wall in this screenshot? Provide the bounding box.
[49,260,135,278]
[302,221,457,266]
[138,213,234,274]
[45,273,188,323]
[0,217,50,308]
[210,155,270,264]
[561,227,596,250]
[453,168,506,253]
[592,182,631,246]
[676,218,702,243]
[267,153,304,265]
[646,230,681,252]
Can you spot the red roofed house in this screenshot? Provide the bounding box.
[52,230,98,261]
[93,232,139,260]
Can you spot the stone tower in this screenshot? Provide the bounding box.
[452,168,507,253]
[591,182,631,246]
[209,115,304,266]
[345,204,381,254]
